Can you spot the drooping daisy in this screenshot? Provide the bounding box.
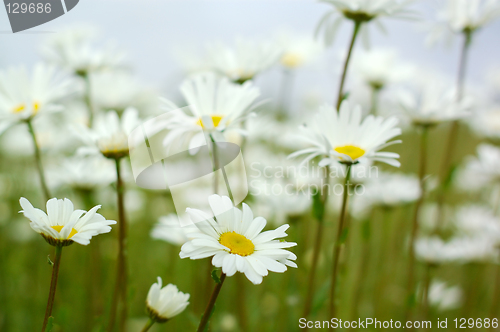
[180,195,297,285]
[19,197,116,246]
[207,38,282,83]
[161,72,260,150]
[41,26,126,76]
[398,72,471,126]
[316,0,416,46]
[426,0,500,46]
[0,63,73,134]
[76,107,141,159]
[289,101,402,167]
[145,277,190,323]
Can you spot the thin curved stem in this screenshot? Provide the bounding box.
[41,245,63,332]
[197,273,227,332]
[335,21,362,110]
[406,125,429,322]
[303,166,330,318]
[329,164,352,319]
[27,120,51,202]
[140,318,155,332]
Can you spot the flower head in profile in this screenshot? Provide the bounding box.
[180,195,297,284]
[207,38,282,83]
[76,107,140,159]
[316,0,416,46]
[146,277,190,322]
[161,72,260,150]
[19,197,116,246]
[0,63,73,133]
[426,0,500,46]
[41,26,126,76]
[289,101,402,167]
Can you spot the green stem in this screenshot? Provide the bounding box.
[420,263,433,322]
[335,21,362,110]
[197,273,227,332]
[107,158,128,332]
[303,166,331,318]
[27,120,51,202]
[41,245,63,332]
[370,86,381,115]
[329,164,352,319]
[406,125,429,321]
[83,73,95,127]
[140,318,155,332]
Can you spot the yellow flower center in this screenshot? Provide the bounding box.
[33,102,40,114]
[51,225,78,239]
[334,145,365,160]
[196,115,224,129]
[13,104,26,113]
[219,231,255,256]
[281,53,303,68]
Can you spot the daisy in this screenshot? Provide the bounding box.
[289,101,402,167]
[456,144,500,191]
[151,214,196,246]
[41,26,126,76]
[453,205,500,240]
[275,32,324,70]
[415,236,498,263]
[428,280,463,311]
[76,107,141,159]
[161,72,260,150]
[145,277,190,323]
[426,0,500,46]
[470,107,500,141]
[316,0,416,46]
[0,63,73,134]
[180,194,297,285]
[398,72,471,126]
[207,38,282,83]
[19,197,116,246]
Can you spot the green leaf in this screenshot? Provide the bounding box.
[312,189,325,222]
[47,255,54,267]
[45,317,54,332]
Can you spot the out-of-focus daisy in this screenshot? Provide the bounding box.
[180,195,297,285]
[398,73,471,126]
[76,107,140,159]
[145,277,189,323]
[207,38,282,83]
[426,0,500,46]
[352,48,415,90]
[289,101,402,167]
[41,26,126,76]
[428,280,463,311]
[456,144,500,191]
[19,197,116,246]
[275,32,324,70]
[415,236,498,263]
[316,0,416,46]
[470,107,500,141]
[151,214,196,246]
[0,64,72,134]
[453,205,500,240]
[161,72,260,150]
[49,154,116,191]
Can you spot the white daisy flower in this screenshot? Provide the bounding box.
[426,0,500,46]
[428,280,463,311]
[19,197,116,246]
[76,107,141,159]
[275,32,324,69]
[146,277,190,322]
[456,144,500,191]
[207,38,282,83]
[151,214,196,246]
[398,72,471,126]
[179,195,297,285]
[453,205,500,240]
[289,101,402,167]
[316,0,416,46]
[470,107,500,140]
[161,72,260,150]
[352,48,415,90]
[41,26,126,76]
[0,63,73,134]
[415,236,498,263]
